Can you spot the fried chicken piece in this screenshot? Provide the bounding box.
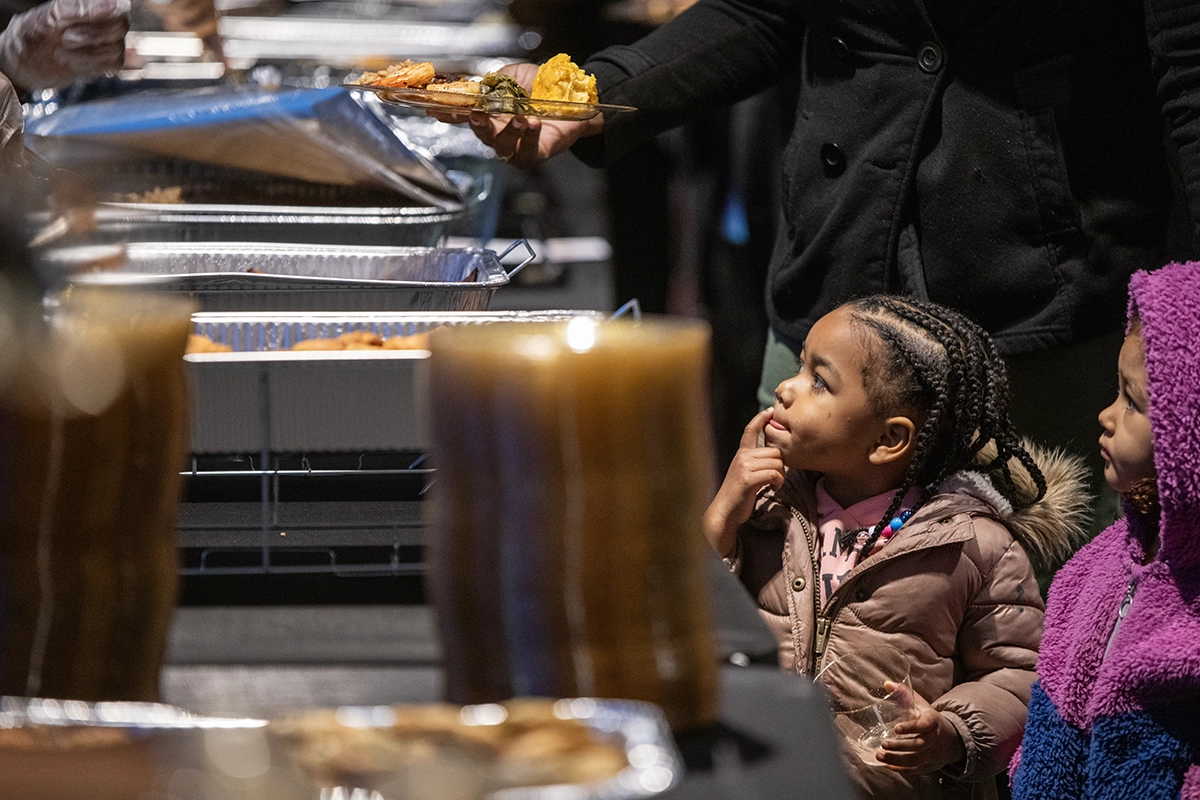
[337,331,385,349]
[291,338,345,351]
[353,60,437,88]
[382,332,431,350]
[185,334,232,354]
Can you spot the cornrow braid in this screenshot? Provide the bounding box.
[846,295,1047,564]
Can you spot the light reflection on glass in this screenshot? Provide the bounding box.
[565,316,597,352]
[639,765,675,793]
[459,702,506,726]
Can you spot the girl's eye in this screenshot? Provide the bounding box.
[812,373,827,391]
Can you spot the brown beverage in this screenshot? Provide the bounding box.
[426,317,718,730]
[0,288,193,702]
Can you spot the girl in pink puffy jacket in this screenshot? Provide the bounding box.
[704,295,1088,800]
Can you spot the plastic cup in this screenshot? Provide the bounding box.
[815,645,917,765]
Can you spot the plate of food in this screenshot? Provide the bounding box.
[345,54,637,121]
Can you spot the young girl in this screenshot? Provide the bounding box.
[1011,262,1200,798]
[704,295,1088,799]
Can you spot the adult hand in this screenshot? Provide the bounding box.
[875,682,967,775]
[428,63,604,169]
[0,0,130,90]
[702,408,786,558]
[141,0,222,61]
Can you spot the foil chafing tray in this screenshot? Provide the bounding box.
[186,310,604,453]
[0,697,295,800]
[84,171,490,248]
[0,696,681,800]
[63,241,533,313]
[84,203,465,248]
[216,16,525,65]
[28,159,493,247]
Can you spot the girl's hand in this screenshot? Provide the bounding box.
[875,682,966,774]
[702,409,785,558]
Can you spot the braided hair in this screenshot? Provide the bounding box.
[844,296,1047,564]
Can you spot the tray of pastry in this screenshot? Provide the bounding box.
[0,695,681,800]
[184,309,606,454]
[56,241,532,313]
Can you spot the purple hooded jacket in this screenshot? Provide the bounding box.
[1011,261,1200,799]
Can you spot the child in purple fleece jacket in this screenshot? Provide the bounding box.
[1011,261,1200,800]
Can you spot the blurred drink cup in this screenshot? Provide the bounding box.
[0,287,193,702]
[426,316,719,731]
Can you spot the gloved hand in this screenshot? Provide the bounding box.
[0,71,22,165]
[0,0,130,91]
[141,0,221,61]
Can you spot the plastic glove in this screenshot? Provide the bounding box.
[0,0,130,90]
[0,71,22,164]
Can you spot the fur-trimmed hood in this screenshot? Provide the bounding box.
[935,440,1091,570]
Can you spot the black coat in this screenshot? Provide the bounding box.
[578,0,1200,355]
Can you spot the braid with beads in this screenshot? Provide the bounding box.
[845,296,1047,564]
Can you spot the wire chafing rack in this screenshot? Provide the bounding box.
[179,308,615,577]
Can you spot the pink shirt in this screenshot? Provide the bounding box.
[815,480,923,608]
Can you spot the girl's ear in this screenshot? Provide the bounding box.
[868,416,917,466]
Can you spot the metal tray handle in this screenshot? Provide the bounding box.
[496,238,536,280]
[610,298,642,321]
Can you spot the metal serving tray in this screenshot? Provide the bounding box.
[0,696,681,800]
[186,310,605,453]
[30,159,494,247]
[217,16,525,64]
[84,170,491,248]
[65,241,533,312]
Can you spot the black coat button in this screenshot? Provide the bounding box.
[830,36,851,62]
[820,142,846,177]
[918,42,943,73]
[855,589,868,602]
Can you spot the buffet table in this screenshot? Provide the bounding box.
[163,647,856,799]
[161,558,857,799]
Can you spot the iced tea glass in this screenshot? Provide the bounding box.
[0,287,194,702]
[425,315,719,731]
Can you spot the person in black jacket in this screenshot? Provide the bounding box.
[465,0,1200,570]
